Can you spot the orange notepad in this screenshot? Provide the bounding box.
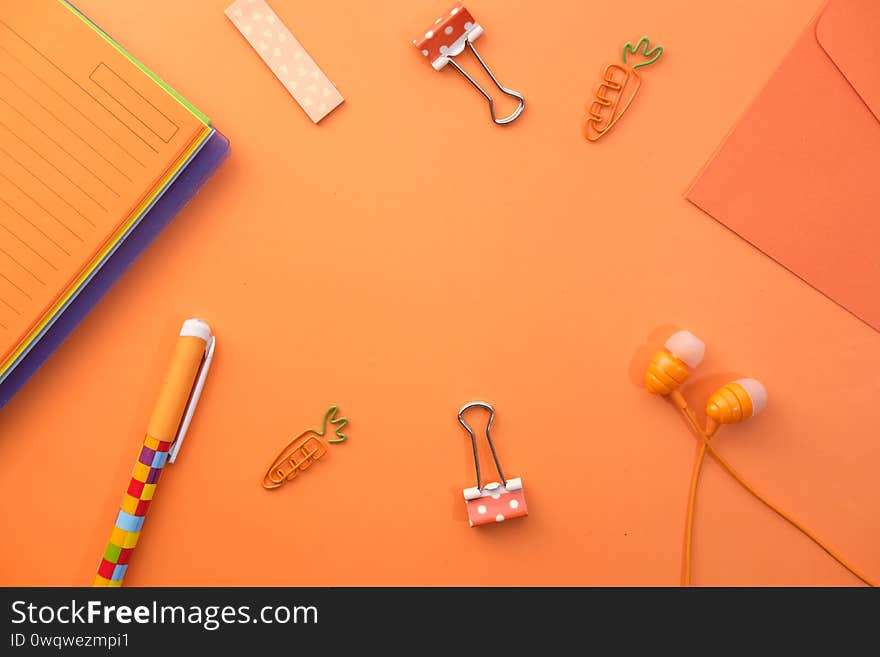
[0,0,211,377]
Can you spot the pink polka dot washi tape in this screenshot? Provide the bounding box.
[412,5,525,125]
[458,402,529,527]
[225,0,344,124]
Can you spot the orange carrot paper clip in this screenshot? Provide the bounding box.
[584,37,663,142]
[262,406,349,490]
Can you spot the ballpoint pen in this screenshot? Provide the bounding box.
[93,318,216,587]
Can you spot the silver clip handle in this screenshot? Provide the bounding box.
[458,401,507,490]
[447,40,525,125]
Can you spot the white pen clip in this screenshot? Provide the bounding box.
[167,334,216,464]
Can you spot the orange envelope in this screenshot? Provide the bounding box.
[687,0,880,330]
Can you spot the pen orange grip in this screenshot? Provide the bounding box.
[147,334,210,443]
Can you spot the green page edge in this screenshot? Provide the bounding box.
[59,0,211,126]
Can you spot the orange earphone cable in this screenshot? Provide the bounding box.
[683,441,707,586]
[672,402,876,587]
[677,400,707,587]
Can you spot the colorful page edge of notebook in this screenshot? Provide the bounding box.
[60,0,211,127]
[0,126,214,381]
[0,0,216,369]
[0,130,230,407]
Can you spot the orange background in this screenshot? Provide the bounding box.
[1,0,877,586]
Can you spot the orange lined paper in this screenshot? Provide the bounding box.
[0,0,208,368]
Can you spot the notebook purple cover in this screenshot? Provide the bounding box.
[0,130,229,409]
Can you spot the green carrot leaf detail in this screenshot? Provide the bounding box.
[623,37,663,70]
[315,405,349,443]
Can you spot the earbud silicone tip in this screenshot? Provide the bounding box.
[735,378,767,416]
[663,330,705,369]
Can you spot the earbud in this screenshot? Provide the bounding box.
[644,330,768,435]
[644,330,706,395]
[642,331,871,586]
[705,378,768,433]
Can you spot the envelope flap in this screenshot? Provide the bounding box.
[816,0,880,121]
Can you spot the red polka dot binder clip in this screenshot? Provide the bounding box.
[458,402,528,527]
[412,4,525,125]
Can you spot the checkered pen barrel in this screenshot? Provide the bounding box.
[93,319,212,587]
